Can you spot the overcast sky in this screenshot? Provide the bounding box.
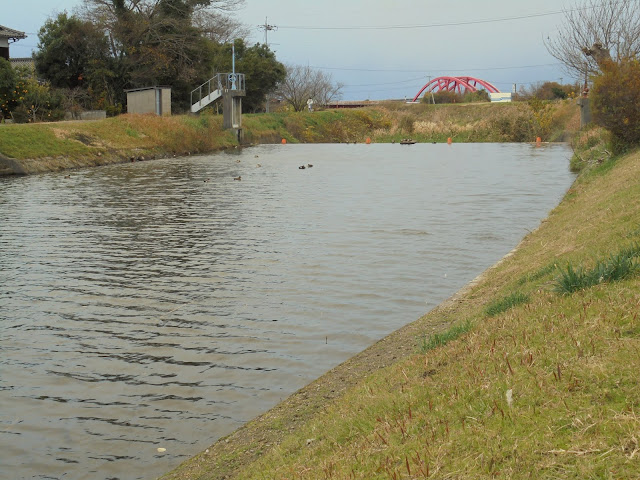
[6,0,579,100]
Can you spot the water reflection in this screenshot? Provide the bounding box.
[0,143,574,479]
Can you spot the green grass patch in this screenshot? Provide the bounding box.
[419,319,472,353]
[0,114,240,173]
[124,126,139,138]
[517,262,557,285]
[0,124,92,158]
[484,291,530,316]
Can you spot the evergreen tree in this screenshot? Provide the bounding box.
[34,13,111,90]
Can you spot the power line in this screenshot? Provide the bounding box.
[310,63,563,74]
[272,1,613,31]
[345,75,429,88]
[276,7,578,31]
[315,62,565,88]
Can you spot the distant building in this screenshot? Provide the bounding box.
[489,92,512,103]
[0,25,27,61]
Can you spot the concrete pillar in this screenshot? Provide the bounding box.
[577,97,591,128]
[223,92,243,129]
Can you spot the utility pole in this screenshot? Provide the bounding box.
[258,17,277,113]
[258,17,277,47]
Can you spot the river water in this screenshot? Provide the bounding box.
[0,143,574,479]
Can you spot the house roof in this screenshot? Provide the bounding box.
[0,25,27,41]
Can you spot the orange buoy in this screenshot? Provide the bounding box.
[365,137,371,144]
[281,138,287,144]
[536,136,542,146]
[447,137,452,145]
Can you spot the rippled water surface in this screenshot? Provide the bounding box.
[0,143,574,479]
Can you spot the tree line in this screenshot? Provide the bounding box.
[1,0,343,122]
[34,0,286,114]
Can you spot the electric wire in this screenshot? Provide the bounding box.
[310,63,563,74]
[274,4,597,31]
[277,11,563,30]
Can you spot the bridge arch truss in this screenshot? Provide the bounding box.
[412,76,500,102]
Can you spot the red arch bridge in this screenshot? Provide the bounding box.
[412,76,500,102]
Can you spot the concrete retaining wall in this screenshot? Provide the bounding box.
[64,110,107,121]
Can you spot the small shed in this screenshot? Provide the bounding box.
[0,25,27,61]
[125,86,171,116]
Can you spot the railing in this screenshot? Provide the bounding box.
[190,73,246,109]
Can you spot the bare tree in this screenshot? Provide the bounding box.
[276,64,343,112]
[545,0,640,78]
[193,10,250,43]
[82,0,244,15]
[81,0,246,52]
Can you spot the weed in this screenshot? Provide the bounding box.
[555,244,640,294]
[555,263,590,294]
[569,126,613,173]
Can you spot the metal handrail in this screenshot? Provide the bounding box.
[190,73,245,108]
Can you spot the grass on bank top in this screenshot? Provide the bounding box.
[0,114,238,161]
[241,100,579,145]
[162,142,640,478]
[0,123,93,158]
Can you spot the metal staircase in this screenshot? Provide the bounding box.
[190,73,245,113]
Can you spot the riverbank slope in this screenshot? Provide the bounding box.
[0,100,579,175]
[160,145,640,478]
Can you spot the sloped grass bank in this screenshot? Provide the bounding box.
[161,149,640,478]
[242,101,579,145]
[0,114,238,174]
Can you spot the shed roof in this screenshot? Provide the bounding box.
[124,86,171,93]
[0,25,27,41]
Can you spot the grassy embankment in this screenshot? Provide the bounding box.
[0,114,238,175]
[159,127,640,478]
[0,100,579,175]
[243,100,578,145]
